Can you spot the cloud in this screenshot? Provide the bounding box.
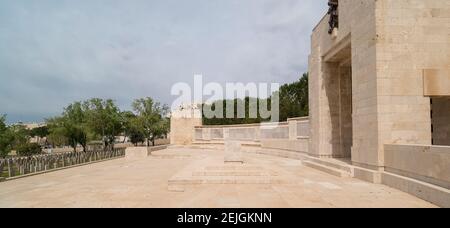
[0,0,327,123]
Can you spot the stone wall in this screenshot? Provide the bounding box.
[170,110,202,145]
[384,144,450,189]
[309,0,380,163]
[309,0,449,169]
[194,117,310,153]
[374,0,450,165]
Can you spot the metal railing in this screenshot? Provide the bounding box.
[0,148,125,180]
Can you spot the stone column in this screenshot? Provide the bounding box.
[223,128,230,140]
[288,119,298,140]
[203,128,212,141]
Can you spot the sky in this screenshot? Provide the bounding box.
[0,0,328,124]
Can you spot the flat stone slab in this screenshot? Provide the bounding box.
[224,141,243,163]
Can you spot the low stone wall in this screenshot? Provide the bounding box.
[260,139,309,153]
[195,117,310,152]
[384,144,450,189]
[125,145,168,161]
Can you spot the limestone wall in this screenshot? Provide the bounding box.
[170,115,202,145]
[194,118,310,153]
[374,0,450,163]
[385,144,450,189]
[309,0,449,169]
[309,0,380,163]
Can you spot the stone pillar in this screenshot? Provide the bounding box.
[170,107,202,145]
[223,128,230,140]
[288,119,298,140]
[125,147,152,161]
[254,126,261,142]
[202,128,212,141]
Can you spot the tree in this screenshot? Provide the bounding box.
[8,125,29,150]
[83,98,123,150]
[278,73,309,121]
[29,126,49,138]
[0,115,13,157]
[127,118,146,146]
[46,125,68,148]
[16,143,42,157]
[202,97,270,125]
[120,111,137,143]
[202,73,309,125]
[0,116,29,157]
[132,97,169,146]
[46,102,91,152]
[148,117,169,146]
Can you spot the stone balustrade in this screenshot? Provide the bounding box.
[194,117,309,142]
[0,148,125,180]
[193,117,310,153]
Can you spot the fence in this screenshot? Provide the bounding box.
[0,148,125,180]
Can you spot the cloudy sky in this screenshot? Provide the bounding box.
[0,0,327,123]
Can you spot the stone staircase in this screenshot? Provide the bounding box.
[173,142,355,180]
[168,164,283,192]
[192,140,261,148]
[302,158,353,178]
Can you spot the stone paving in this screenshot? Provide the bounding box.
[0,147,437,208]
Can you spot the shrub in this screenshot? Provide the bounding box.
[16,143,42,157]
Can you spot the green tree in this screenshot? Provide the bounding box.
[46,102,91,152]
[0,116,29,157]
[120,111,137,143]
[127,118,146,146]
[149,117,169,146]
[16,143,42,157]
[46,125,68,148]
[202,73,309,125]
[202,97,270,125]
[9,125,29,149]
[0,115,13,157]
[132,97,169,146]
[29,126,49,138]
[278,73,309,121]
[83,98,123,150]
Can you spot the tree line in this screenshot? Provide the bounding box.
[0,97,169,158]
[202,73,308,125]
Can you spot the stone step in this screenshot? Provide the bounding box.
[192,171,277,177]
[168,176,286,192]
[192,141,224,145]
[192,141,261,147]
[204,165,264,171]
[305,158,353,173]
[151,155,191,159]
[244,148,308,160]
[302,161,351,178]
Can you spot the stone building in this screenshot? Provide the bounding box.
[309,0,449,168]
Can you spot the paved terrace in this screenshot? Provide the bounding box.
[0,147,436,208]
